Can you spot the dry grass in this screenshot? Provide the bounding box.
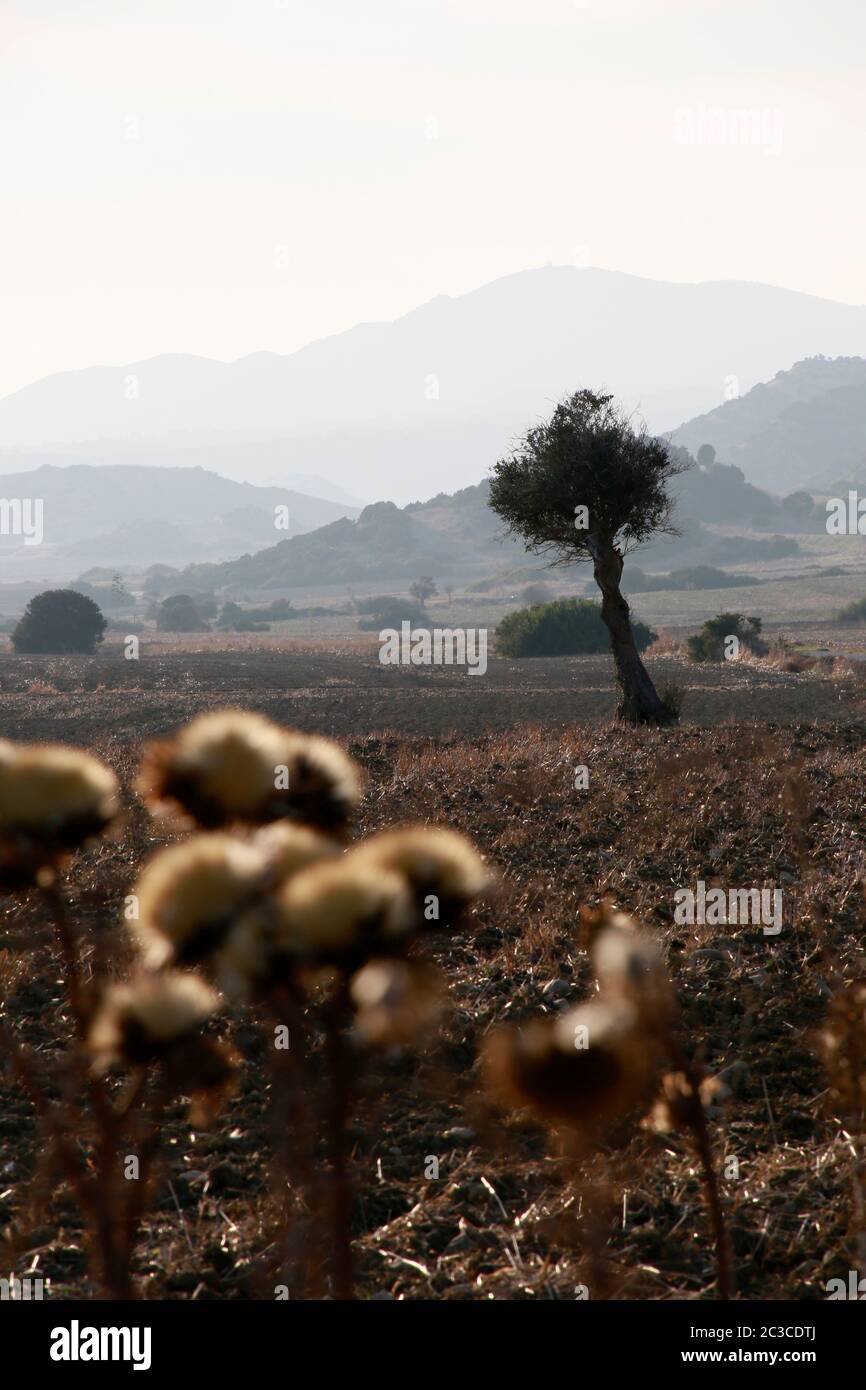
[2,706,866,1299]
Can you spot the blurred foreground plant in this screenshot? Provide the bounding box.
[2,711,494,1300]
[484,904,733,1299]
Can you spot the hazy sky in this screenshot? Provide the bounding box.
[1,0,863,399]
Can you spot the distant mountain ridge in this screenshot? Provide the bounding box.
[0,463,358,579]
[670,356,866,492]
[1,268,865,502]
[146,458,787,597]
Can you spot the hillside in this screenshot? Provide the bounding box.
[2,270,865,503]
[670,356,866,492]
[0,463,358,579]
[146,459,790,596]
[144,485,530,595]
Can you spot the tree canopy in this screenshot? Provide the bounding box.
[489,389,689,564]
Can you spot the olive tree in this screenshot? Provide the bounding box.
[489,389,690,724]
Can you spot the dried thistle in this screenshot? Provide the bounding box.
[88,970,222,1070]
[274,859,414,964]
[353,825,493,926]
[129,833,268,969]
[138,711,363,833]
[253,820,340,883]
[590,909,675,1034]
[88,971,236,1123]
[484,996,657,1133]
[349,958,444,1046]
[0,741,119,884]
[819,982,866,1119]
[485,904,733,1298]
[818,981,866,1279]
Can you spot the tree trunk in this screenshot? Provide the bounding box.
[586,535,674,726]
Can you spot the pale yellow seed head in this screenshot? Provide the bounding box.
[89,970,220,1070]
[591,915,674,1030]
[252,821,339,882]
[131,834,267,967]
[353,826,492,903]
[0,742,119,837]
[350,958,443,1045]
[155,710,295,820]
[276,859,413,957]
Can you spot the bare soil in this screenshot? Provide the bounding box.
[1,649,865,1300]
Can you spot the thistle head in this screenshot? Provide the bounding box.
[818,982,866,1118]
[252,820,340,884]
[138,712,363,835]
[130,834,268,969]
[484,997,659,1134]
[353,825,493,927]
[277,734,364,836]
[0,742,119,884]
[589,908,675,1034]
[349,959,443,1046]
[88,971,236,1123]
[274,859,413,964]
[137,710,298,828]
[88,970,221,1070]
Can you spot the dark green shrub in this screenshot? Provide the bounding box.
[838,596,866,624]
[12,589,107,654]
[156,594,209,632]
[496,598,656,658]
[626,565,759,593]
[686,612,766,662]
[358,598,430,630]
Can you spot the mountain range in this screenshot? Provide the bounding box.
[143,457,794,598]
[670,356,866,493]
[2,268,865,504]
[0,464,357,579]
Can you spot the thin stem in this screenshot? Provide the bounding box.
[323,984,354,1300]
[40,880,86,1042]
[39,879,135,1299]
[669,1047,733,1301]
[272,988,317,1298]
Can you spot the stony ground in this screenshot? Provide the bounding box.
[1,650,865,1300]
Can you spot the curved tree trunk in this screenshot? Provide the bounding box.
[586,535,674,726]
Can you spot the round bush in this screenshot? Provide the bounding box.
[686,612,766,662]
[12,589,107,655]
[496,598,656,658]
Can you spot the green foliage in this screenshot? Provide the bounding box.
[520,581,553,605]
[837,596,866,624]
[626,565,759,593]
[496,598,656,658]
[780,490,816,517]
[489,389,690,562]
[156,594,210,632]
[218,598,293,629]
[686,612,766,663]
[12,589,107,654]
[409,576,438,603]
[71,580,135,611]
[357,597,430,631]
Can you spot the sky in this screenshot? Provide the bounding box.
[0,0,864,400]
